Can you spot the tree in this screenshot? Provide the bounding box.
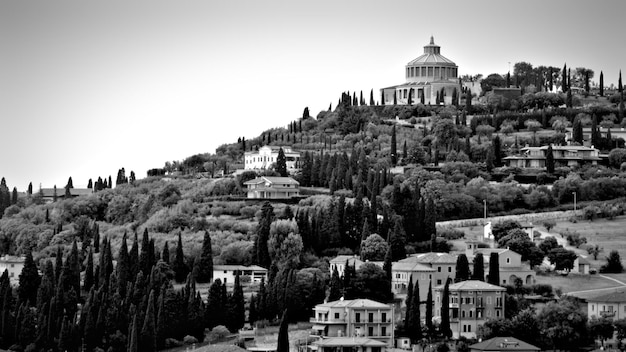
[546,144,555,174]
[548,247,578,271]
[572,117,583,144]
[488,252,500,285]
[229,272,246,332]
[455,254,470,282]
[440,277,452,338]
[425,280,434,337]
[539,297,588,351]
[600,250,623,273]
[588,317,614,347]
[599,71,604,97]
[276,147,288,177]
[18,251,40,306]
[196,231,214,283]
[587,244,603,260]
[391,125,397,166]
[360,234,388,261]
[389,219,407,261]
[303,107,310,119]
[407,278,421,343]
[255,202,273,268]
[277,309,289,352]
[173,232,189,283]
[353,263,392,302]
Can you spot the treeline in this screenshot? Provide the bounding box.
[1,227,245,352]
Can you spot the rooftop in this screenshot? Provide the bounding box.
[243,176,299,185]
[588,290,626,303]
[470,337,540,351]
[314,337,387,347]
[405,252,458,264]
[316,298,391,310]
[393,261,436,272]
[406,36,456,67]
[213,265,267,272]
[438,280,506,291]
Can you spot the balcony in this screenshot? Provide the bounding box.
[310,317,345,324]
[600,311,616,318]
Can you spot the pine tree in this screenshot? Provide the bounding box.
[472,253,484,281]
[546,144,555,174]
[18,250,40,306]
[440,277,452,338]
[488,252,500,285]
[173,232,188,283]
[196,231,214,283]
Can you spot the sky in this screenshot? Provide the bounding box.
[1,0,625,190]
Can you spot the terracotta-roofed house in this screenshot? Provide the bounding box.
[314,337,388,352]
[435,280,506,339]
[504,145,601,169]
[470,337,540,352]
[588,290,626,320]
[243,176,300,199]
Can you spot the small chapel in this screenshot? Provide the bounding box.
[381,36,461,106]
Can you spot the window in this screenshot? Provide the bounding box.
[437,279,442,285]
[355,313,360,323]
[592,305,594,312]
[468,325,472,332]
[487,310,491,317]
[369,313,374,323]
[381,326,387,336]
[478,310,483,318]
[469,310,473,318]
[496,310,501,318]
[382,313,387,322]
[461,310,465,318]
[335,313,340,319]
[438,267,442,272]
[368,327,374,336]
[506,258,510,264]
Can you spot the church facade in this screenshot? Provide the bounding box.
[381,36,461,106]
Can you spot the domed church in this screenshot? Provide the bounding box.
[381,36,461,106]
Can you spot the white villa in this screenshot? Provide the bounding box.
[0,255,25,286]
[212,264,267,285]
[243,176,300,199]
[504,145,601,169]
[244,146,300,171]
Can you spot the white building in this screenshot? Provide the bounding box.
[0,255,25,286]
[243,176,300,199]
[244,146,300,171]
[212,265,267,284]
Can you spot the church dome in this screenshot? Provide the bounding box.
[405,36,458,83]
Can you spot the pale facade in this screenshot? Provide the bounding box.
[381,36,461,106]
[466,246,536,285]
[0,255,25,286]
[243,176,300,199]
[244,146,300,171]
[391,261,435,297]
[329,255,383,278]
[588,291,626,321]
[310,298,395,347]
[435,280,506,339]
[405,252,457,287]
[212,265,267,284]
[504,145,601,169]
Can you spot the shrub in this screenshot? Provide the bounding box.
[183,335,198,345]
[563,230,587,248]
[438,228,465,240]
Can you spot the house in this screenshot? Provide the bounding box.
[403,252,458,287]
[243,176,300,199]
[434,280,506,339]
[0,255,25,286]
[40,188,92,203]
[572,255,591,274]
[310,298,395,347]
[466,245,536,285]
[313,337,387,352]
[212,265,267,285]
[391,261,435,298]
[244,145,300,171]
[587,290,626,321]
[469,337,540,352]
[504,145,601,169]
[329,255,383,278]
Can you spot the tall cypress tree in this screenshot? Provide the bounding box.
[405,276,413,318]
[546,145,555,174]
[140,290,157,352]
[562,63,568,92]
[425,280,433,337]
[591,113,600,147]
[454,254,470,282]
[84,247,94,292]
[255,202,273,268]
[130,232,139,278]
[117,233,130,295]
[276,148,288,177]
[408,278,421,343]
[472,253,484,281]
[128,314,139,352]
[488,252,500,285]
[391,125,397,166]
[139,229,151,275]
[229,272,246,332]
[276,309,289,352]
[328,267,342,301]
[161,242,170,264]
[440,277,452,338]
[493,136,502,167]
[173,232,188,283]
[18,250,40,306]
[196,231,214,283]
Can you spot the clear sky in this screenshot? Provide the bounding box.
[1,0,625,190]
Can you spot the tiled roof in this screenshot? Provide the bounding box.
[41,188,92,197]
[330,255,363,265]
[243,176,299,185]
[588,290,626,303]
[407,53,456,66]
[407,252,458,264]
[315,337,387,347]
[470,337,540,351]
[213,265,267,272]
[316,298,391,309]
[442,280,505,291]
[393,262,436,272]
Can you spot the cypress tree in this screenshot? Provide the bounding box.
[391,125,397,166]
[406,276,413,317]
[573,117,583,144]
[277,309,289,352]
[370,89,375,105]
[55,246,63,284]
[562,63,568,92]
[255,202,273,268]
[84,247,94,292]
[117,233,130,295]
[472,253,484,281]
[424,198,437,247]
[425,280,433,337]
[173,232,188,283]
[546,144,555,174]
[493,135,502,167]
[328,267,342,301]
[128,314,139,352]
[196,231,214,283]
[229,272,246,331]
[393,91,397,105]
[454,254,470,282]
[58,315,73,352]
[592,113,600,147]
[408,278,421,343]
[488,252,500,285]
[389,219,407,261]
[276,147,288,177]
[130,232,139,278]
[440,277,452,338]
[139,229,151,275]
[383,245,393,300]
[140,290,157,352]
[18,250,41,306]
[599,71,604,97]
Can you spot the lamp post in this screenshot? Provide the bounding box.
[572,192,577,216]
[483,199,487,223]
